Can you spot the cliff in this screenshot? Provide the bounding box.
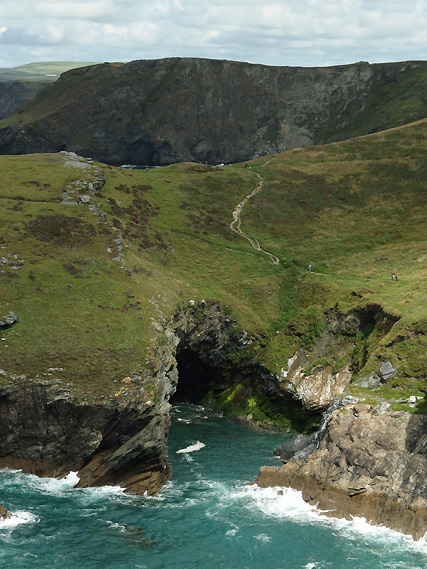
[0,81,49,120]
[0,373,173,495]
[0,58,425,165]
[254,402,427,540]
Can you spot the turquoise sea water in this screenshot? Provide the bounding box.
[1,404,426,568]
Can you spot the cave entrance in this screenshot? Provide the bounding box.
[170,347,225,404]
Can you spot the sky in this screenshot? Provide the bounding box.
[0,0,426,69]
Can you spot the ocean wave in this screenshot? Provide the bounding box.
[243,484,427,555]
[0,510,38,530]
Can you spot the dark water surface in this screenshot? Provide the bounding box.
[1,404,426,568]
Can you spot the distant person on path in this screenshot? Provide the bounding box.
[308,264,312,272]
[392,271,398,281]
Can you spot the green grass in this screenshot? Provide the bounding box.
[0,120,426,410]
[0,62,99,83]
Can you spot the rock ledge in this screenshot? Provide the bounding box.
[254,404,427,539]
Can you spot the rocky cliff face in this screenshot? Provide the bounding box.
[278,305,399,411]
[0,58,425,165]
[0,81,47,120]
[0,374,173,495]
[254,402,427,539]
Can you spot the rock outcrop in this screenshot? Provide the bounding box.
[0,504,11,520]
[278,305,399,411]
[280,350,352,411]
[254,403,427,539]
[0,58,425,165]
[0,375,173,495]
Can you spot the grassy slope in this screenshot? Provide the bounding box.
[320,64,427,141]
[0,121,425,409]
[0,62,100,83]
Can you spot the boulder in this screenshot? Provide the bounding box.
[0,311,17,329]
[0,505,11,519]
[379,361,397,383]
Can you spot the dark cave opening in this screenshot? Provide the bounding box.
[170,348,225,404]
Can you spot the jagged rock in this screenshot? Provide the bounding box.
[279,305,400,410]
[254,404,427,539]
[379,361,397,383]
[0,380,172,495]
[283,357,352,411]
[274,434,315,461]
[0,311,17,329]
[354,373,381,390]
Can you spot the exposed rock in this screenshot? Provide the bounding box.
[274,434,315,461]
[379,361,397,382]
[0,58,425,166]
[0,504,11,519]
[254,404,427,539]
[279,305,400,410]
[0,311,17,329]
[0,379,172,495]
[282,353,352,411]
[0,80,48,120]
[354,373,381,390]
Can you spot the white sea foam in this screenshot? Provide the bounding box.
[105,520,126,532]
[225,528,238,537]
[176,441,206,454]
[243,484,427,555]
[254,533,271,542]
[0,510,37,529]
[79,484,126,497]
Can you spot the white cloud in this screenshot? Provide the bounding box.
[0,0,425,68]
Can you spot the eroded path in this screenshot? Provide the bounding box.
[230,170,279,265]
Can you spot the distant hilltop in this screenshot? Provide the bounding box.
[0,61,100,82]
[0,58,426,165]
[0,61,99,120]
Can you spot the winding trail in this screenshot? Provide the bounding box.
[230,166,280,265]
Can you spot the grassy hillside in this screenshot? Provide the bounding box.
[0,62,100,83]
[0,121,425,412]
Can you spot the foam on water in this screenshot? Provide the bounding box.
[176,441,206,454]
[243,484,427,555]
[1,406,425,569]
[0,510,37,530]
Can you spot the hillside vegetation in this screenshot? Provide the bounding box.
[0,61,99,83]
[0,58,425,166]
[0,62,100,121]
[0,120,426,414]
